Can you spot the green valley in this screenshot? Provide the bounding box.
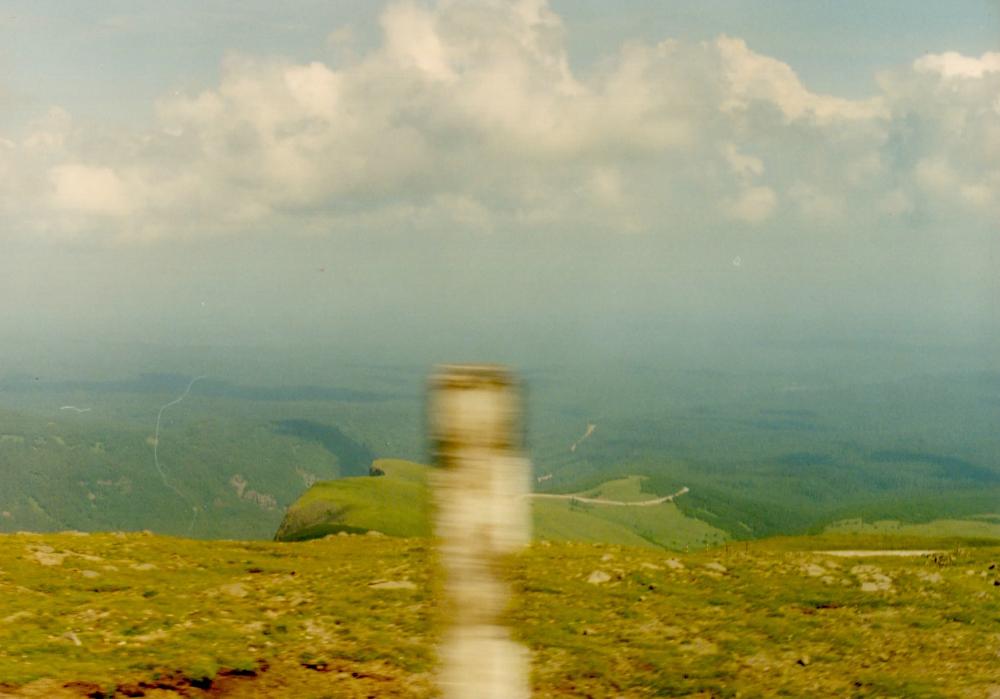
[2,362,998,552]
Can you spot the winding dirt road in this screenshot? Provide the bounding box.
[526,486,689,507]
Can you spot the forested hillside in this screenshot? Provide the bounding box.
[1,365,998,545]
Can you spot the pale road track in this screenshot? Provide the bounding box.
[526,486,689,507]
[153,375,206,535]
[815,550,941,557]
[569,423,596,452]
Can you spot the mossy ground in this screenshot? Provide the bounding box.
[0,532,998,697]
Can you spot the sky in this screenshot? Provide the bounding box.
[0,0,997,369]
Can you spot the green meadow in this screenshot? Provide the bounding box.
[276,465,729,550]
[274,459,432,541]
[826,516,1000,540]
[0,531,997,697]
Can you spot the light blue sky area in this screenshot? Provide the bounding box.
[1,0,997,126]
[0,1,362,127]
[554,0,999,95]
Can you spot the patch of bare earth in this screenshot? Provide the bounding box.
[0,659,432,698]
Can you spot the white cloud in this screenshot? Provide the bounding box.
[49,164,133,216]
[914,51,1000,79]
[716,36,886,123]
[23,107,73,153]
[0,1,996,241]
[381,1,456,82]
[727,185,777,223]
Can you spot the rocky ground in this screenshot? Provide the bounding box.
[0,532,997,697]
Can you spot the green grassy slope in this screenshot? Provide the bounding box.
[274,459,431,541]
[278,467,1000,551]
[536,499,728,550]
[577,476,652,501]
[0,531,997,697]
[532,477,729,549]
[825,516,1000,539]
[532,499,656,548]
[278,469,742,551]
